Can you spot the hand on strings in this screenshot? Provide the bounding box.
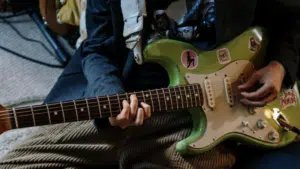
[109,94,151,129]
[238,61,285,107]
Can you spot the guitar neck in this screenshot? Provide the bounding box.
[7,84,203,129]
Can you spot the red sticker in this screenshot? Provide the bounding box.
[248,37,260,53]
[280,89,297,109]
[216,48,231,64]
[181,49,198,69]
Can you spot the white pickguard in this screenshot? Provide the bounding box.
[185,60,280,149]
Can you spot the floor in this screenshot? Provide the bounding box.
[0,12,75,159]
[0,13,74,108]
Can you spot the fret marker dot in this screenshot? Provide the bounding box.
[187,95,190,98]
[195,94,198,96]
[103,105,107,109]
[80,108,84,112]
[178,96,180,99]
[146,94,149,97]
[166,97,169,101]
[54,111,58,116]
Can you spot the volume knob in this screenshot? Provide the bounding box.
[268,131,279,141]
[257,120,268,129]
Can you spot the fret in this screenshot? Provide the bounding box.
[178,86,184,108]
[168,88,174,110]
[96,96,102,118]
[141,91,146,103]
[192,85,198,107]
[126,93,129,102]
[162,89,168,110]
[30,106,36,126]
[117,94,121,112]
[196,84,202,106]
[60,102,66,123]
[61,102,78,122]
[74,100,89,121]
[8,109,17,129]
[73,100,79,121]
[85,99,91,120]
[188,85,194,107]
[148,90,155,112]
[173,87,179,109]
[156,89,162,111]
[44,104,63,124]
[12,108,19,128]
[46,104,52,124]
[183,86,189,108]
[107,95,122,115]
[107,95,113,117]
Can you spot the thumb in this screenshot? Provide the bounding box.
[238,72,261,90]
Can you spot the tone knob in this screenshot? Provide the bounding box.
[268,131,279,141]
[257,120,268,129]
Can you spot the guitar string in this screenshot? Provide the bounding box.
[0,95,200,120]
[6,99,198,119]
[0,78,244,117]
[0,85,243,119]
[1,74,246,114]
[0,99,200,124]
[0,85,245,124]
[0,84,204,116]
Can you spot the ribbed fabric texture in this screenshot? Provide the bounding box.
[0,110,236,169]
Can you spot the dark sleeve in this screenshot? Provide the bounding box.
[82,0,126,98]
[256,0,300,87]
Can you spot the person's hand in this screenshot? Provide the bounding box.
[109,94,151,129]
[238,61,285,107]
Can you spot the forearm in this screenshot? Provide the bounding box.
[82,0,125,97]
[82,49,125,97]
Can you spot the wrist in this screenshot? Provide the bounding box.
[269,61,286,75]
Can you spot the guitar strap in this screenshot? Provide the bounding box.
[121,0,147,65]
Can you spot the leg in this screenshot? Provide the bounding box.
[44,45,87,103]
[0,46,121,169]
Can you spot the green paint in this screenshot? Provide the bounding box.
[143,27,300,155]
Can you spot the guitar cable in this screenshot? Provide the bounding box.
[278,118,300,135]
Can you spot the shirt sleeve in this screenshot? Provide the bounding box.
[256,0,300,87]
[82,0,126,98]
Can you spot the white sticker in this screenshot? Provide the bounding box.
[280,89,297,109]
[216,48,231,64]
[248,36,260,53]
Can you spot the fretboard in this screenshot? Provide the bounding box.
[8,84,203,129]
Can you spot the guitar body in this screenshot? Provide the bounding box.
[143,27,300,155]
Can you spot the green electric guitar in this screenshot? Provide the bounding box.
[0,26,299,155]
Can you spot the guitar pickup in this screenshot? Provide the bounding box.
[204,79,215,108]
[224,77,234,106]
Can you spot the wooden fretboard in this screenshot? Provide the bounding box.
[7,84,203,129]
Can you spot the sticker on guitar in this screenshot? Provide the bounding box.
[216,48,231,64]
[248,36,260,53]
[280,89,297,109]
[181,49,198,69]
